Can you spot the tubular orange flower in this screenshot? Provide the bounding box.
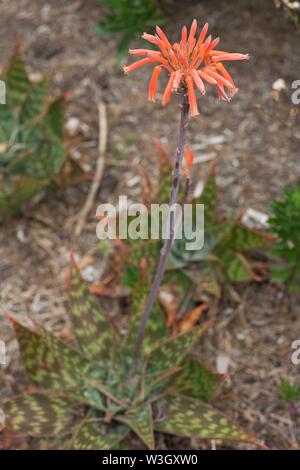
[124,19,249,116]
[185,148,195,169]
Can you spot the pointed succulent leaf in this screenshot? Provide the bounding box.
[124,239,162,271]
[146,323,210,375]
[69,260,115,362]
[125,268,167,357]
[5,48,30,108]
[220,251,253,282]
[0,175,44,215]
[226,223,271,252]
[9,138,66,178]
[19,79,49,124]
[71,421,128,450]
[155,395,258,445]
[0,104,16,142]
[170,359,222,403]
[3,393,81,436]
[44,97,65,139]
[12,319,92,390]
[145,367,182,396]
[116,404,155,450]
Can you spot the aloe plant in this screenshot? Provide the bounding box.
[0,46,67,215]
[2,260,261,450]
[169,162,273,290]
[268,184,300,292]
[119,149,273,299]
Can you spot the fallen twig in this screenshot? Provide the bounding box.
[75,102,107,236]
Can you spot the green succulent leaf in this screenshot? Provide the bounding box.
[9,138,66,179]
[268,184,300,292]
[155,395,258,445]
[0,104,16,142]
[5,47,30,108]
[220,251,253,283]
[146,323,210,375]
[123,239,162,272]
[116,404,155,450]
[71,421,129,450]
[0,49,67,215]
[125,268,167,357]
[3,393,81,436]
[225,223,271,252]
[44,97,65,139]
[19,79,49,124]
[0,176,44,214]
[12,318,91,390]
[171,359,222,403]
[69,260,115,362]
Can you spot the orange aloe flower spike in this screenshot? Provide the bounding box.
[196,22,208,48]
[124,18,249,115]
[215,62,235,86]
[212,52,249,62]
[156,26,172,49]
[185,148,195,169]
[162,72,176,106]
[188,19,198,48]
[181,25,187,44]
[191,69,205,95]
[124,57,154,74]
[149,65,163,102]
[186,75,199,116]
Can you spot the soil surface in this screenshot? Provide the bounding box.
[0,0,300,450]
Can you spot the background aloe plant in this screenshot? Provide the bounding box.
[2,260,261,450]
[119,146,273,300]
[268,184,300,292]
[0,46,66,215]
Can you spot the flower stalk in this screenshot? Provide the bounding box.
[125,19,249,376]
[130,91,190,375]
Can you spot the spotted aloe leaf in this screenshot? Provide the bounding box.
[0,103,16,142]
[3,393,82,436]
[125,267,167,357]
[225,222,272,252]
[5,47,30,108]
[219,251,252,282]
[44,97,65,139]
[146,322,210,375]
[171,359,222,403]
[116,403,155,450]
[12,318,91,390]
[19,79,49,124]
[69,260,115,362]
[70,421,129,450]
[0,48,67,215]
[0,176,44,215]
[9,138,66,179]
[155,395,258,445]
